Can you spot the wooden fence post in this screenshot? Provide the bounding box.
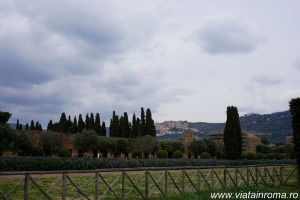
[122,171,125,200]
[62,172,67,200]
[182,169,185,194]
[197,169,201,192]
[211,169,215,190]
[24,173,29,200]
[145,171,148,200]
[95,172,99,200]
[165,170,168,197]
[224,169,227,188]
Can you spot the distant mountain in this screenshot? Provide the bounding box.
[156,111,292,143]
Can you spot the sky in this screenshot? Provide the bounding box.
[1,0,300,127]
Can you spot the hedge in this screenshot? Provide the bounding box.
[0,157,296,171]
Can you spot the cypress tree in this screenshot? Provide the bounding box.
[47,120,53,131]
[72,116,78,134]
[90,113,95,130]
[59,112,68,133]
[67,115,72,133]
[25,123,29,130]
[19,124,23,130]
[30,120,35,130]
[223,106,242,160]
[16,119,20,130]
[85,113,91,130]
[131,113,137,137]
[121,112,130,138]
[78,114,85,132]
[109,111,119,137]
[136,118,143,137]
[289,97,300,184]
[141,107,146,135]
[145,108,156,137]
[101,121,106,136]
[95,113,101,135]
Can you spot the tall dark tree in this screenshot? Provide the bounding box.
[16,119,20,130]
[121,112,130,138]
[141,107,146,136]
[131,113,138,137]
[136,118,143,137]
[47,120,54,131]
[72,116,78,134]
[25,123,29,130]
[289,97,300,184]
[59,112,68,133]
[223,106,242,160]
[94,113,101,135]
[19,124,23,130]
[30,120,35,130]
[67,115,72,133]
[145,108,156,137]
[101,121,106,136]
[90,113,95,131]
[85,113,91,130]
[109,111,119,137]
[78,114,85,132]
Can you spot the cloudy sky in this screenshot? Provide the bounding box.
[1,0,300,127]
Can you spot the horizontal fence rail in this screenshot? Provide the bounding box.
[0,165,298,200]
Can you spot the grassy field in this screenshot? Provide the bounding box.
[0,166,298,199]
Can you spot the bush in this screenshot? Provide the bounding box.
[200,152,211,159]
[156,150,168,159]
[256,153,264,160]
[263,153,284,160]
[172,150,183,159]
[131,150,142,159]
[58,148,71,157]
[245,153,256,160]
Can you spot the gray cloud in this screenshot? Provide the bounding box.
[251,75,283,86]
[195,16,263,55]
[293,59,300,70]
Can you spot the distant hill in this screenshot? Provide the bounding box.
[156,111,292,143]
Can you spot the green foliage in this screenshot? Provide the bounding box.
[188,140,207,158]
[78,114,85,132]
[156,150,168,159]
[0,111,11,124]
[256,153,264,160]
[39,132,63,156]
[263,153,284,160]
[0,124,16,156]
[132,150,142,159]
[97,136,114,158]
[145,108,156,137]
[284,143,295,159]
[172,150,183,159]
[245,153,256,160]
[130,136,160,159]
[289,97,300,183]
[14,132,33,156]
[58,148,71,157]
[59,112,68,133]
[223,106,242,160]
[256,144,272,154]
[273,145,285,153]
[73,130,98,157]
[115,138,129,157]
[0,157,296,171]
[160,140,184,158]
[200,152,211,159]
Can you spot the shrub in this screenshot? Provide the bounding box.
[256,153,264,160]
[58,148,71,157]
[263,153,284,160]
[172,150,183,159]
[200,152,211,159]
[245,153,256,160]
[132,150,142,159]
[156,150,168,159]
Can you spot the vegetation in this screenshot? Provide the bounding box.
[200,152,211,159]
[224,106,242,160]
[289,97,300,184]
[0,157,296,171]
[156,150,168,159]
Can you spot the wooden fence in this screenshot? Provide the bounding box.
[0,165,298,200]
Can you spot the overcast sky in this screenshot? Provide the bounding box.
[1,0,300,126]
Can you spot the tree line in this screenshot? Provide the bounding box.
[15,107,156,138]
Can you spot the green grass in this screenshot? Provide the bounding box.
[0,166,298,199]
